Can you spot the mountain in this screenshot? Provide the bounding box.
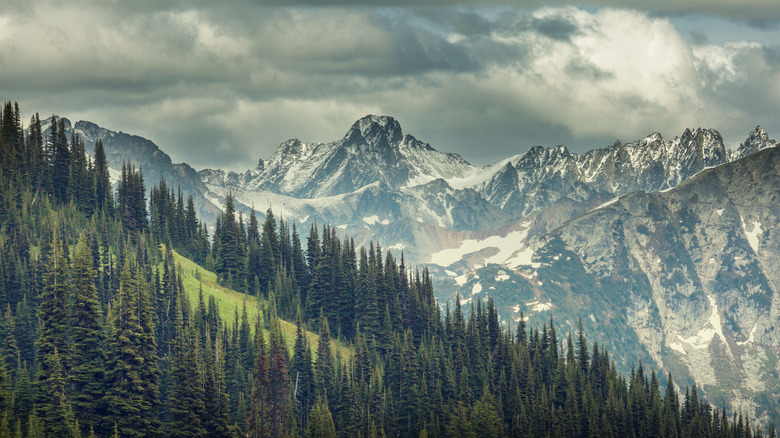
[202,116,773,274]
[201,115,477,198]
[731,125,777,161]
[38,116,222,223]
[198,116,779,423]
[465,127,728,217]
[455,145,780,424]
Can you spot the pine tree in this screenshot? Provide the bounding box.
[169,325,207,438]
[93,139,114,215]
[316,316,335,404]
[50,117,70,204]
[306,396,336,438]
[69,233,106,434]
[290,312,314,431]
[267,316,291,437]
[36,230,70,382]
[37,348,77,437]
[104,258,152,437]
[247,316,269,438]
[215,194,244,290]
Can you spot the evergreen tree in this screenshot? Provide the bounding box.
[69,233,106,434]
[50,117,70,204]
[215,194,244,290]
[36,230,70,383]
[104,258,153,437]
[93,139,114,215]
[37,348,77,437]
[267,316,291,437]
[247,316,269,438]
[316,316,335,404]
[306,396,336,438]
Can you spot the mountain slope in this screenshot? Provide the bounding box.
[38,117,222,223]
[457,146,780,423]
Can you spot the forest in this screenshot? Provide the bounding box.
[0,100,776,437]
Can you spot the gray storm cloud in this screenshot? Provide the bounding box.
[1,2,779,170]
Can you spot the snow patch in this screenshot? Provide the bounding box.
[363,215,380,225]
[387,243,406,252]
[595,197,620,210]
[679,295,727,349]
[737,324,758,346]
[454,275,469,286]
[505,246,537,269]
[526,300,553,312]
[669,342,687,355]
[336,224,348,229]
[445,270,457,277]
[495,273,510,282]
[740,215,762,253]
[472,283,483,295]
[428,225,531,267]
[716,209,724,217]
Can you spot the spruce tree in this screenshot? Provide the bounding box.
[306,396,336,438]
[247,316,269,438]
[69,233,106,434]
[93,139,114,215]
[316,316,335,404]
[267,314,291,437]
[104,259,150,437]
[37,348,77,437]
[36,230,70,382]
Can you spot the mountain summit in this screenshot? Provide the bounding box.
[343,115,404,148]
[201,115,476,198]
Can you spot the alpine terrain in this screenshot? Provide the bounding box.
[37,112,780,425]
[198,115,780,424]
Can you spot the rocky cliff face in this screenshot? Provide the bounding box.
[450,146,780,424]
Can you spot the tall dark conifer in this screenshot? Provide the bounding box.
[36,230,70,380]
[247,317,269,438]
[105,259,151,437]
[69,233,106,434]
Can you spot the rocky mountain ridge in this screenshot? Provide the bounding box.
[37,116,222,223]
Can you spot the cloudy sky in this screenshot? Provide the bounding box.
[1,0,780,170]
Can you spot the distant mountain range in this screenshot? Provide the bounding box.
[43,113,779,424]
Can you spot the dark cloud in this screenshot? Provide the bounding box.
[530,15,580,41]
[253,0,780,22]
[2,3,780,170]
[564,58,613,81]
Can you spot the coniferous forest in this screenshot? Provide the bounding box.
[0,101,776,437]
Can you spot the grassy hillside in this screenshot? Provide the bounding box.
[171,249,352,360]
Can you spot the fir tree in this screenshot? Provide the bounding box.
[104,259,152,437]
[69,233,106,434]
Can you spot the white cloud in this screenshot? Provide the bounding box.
[1,3,779,169]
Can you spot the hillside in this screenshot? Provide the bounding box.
[170,248,352,359]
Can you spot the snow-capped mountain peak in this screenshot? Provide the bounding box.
[731,125,777,161]
[343,114,404,148]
